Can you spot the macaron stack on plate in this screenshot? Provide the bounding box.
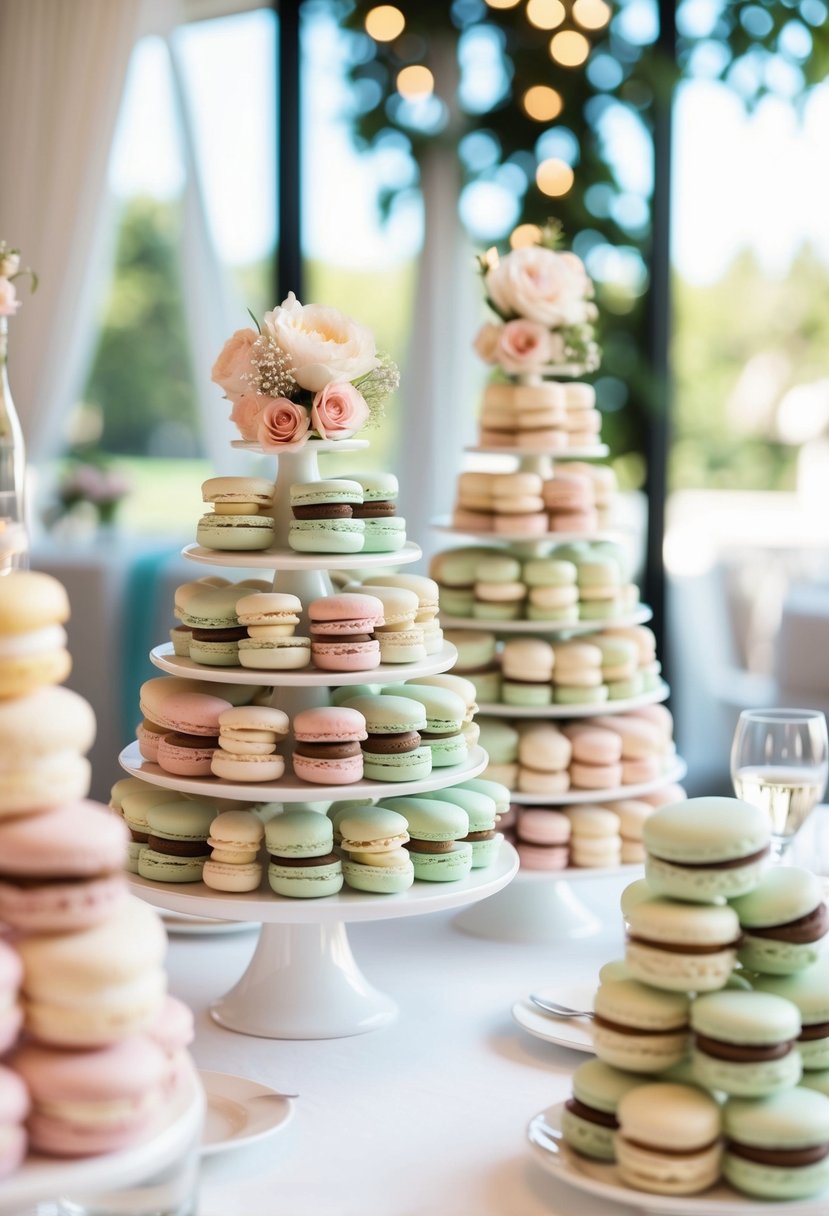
[342,694,432,782]
[614,1082,723,1195]
[289,479,365,553]
[390,684,468,767]
[566,805,622,867]
[236,592,311,670]
[139,799,216,883]
[363,586,426,664]
[691,990,803,1095]
[203,810,265,892]
[177,583,252,667]
[197,476,275,551]
[358,574,443,655]
[308,593,384,672]
[292,706,367,785]
[722,1088,829,1199]
[385,796,473,882]
[624,895,742,993]
[346,472,406,552]
[339,807,415,893]
[211,705,290,782]
[265,810,343,898]
[560,1059,644,1162]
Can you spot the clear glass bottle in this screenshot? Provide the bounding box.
[0,315,28,571]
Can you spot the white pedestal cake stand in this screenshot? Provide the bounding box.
[122,440,518,1039]
[436,437,685,944]
[0,1064,203,1215]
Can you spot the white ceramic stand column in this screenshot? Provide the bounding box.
[454,875,602,943]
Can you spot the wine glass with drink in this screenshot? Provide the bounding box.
[731,708,829,864]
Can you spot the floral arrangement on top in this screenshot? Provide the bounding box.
[473,222,600,379]
[211,292,400,451]
[0,242,37,318]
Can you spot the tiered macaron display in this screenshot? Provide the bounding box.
[452,465,615,537]
[476,380,602,450]
[0,572,194,1177]
[433,546,638,625]
[559,795,829,1200]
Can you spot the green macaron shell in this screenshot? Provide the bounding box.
[477,718,518,764]
[423,788,497,831]
[265,810,334,858]
[457,778,510,814]
[146,802,217,840]
[422,734,468,767]
[362,518,406,553]
[126,842,144,874]
[752,960,829,1069]
[730,867,827,976]
[391,686,465,733]
[138,850,207,883]
[523,558,577,587]
[473,602,522,622]
[409,841,473,882]
[606,677,643,700]
[579,600,622,621]
[563,1060,644,1159]
[465,671,502,703]
[595,978,691,1031]
[341,858,414,894]
[592,978,690,1072]
[267,859,343,898]
[559,1109,616,1161]
[692,990,803,1096]
[644,797,770,864]
[555,684,608,705]
[439,588,475,616]
[329,684,379,706]
[188,639,242,667]
[800,1069,829,1097]
[723,1089,829,1199]
[341,694,426,734]
[346,472,398,501]
[361,747,433,782]
[196,515,274,551]
[288,519,365,553]
[384,796,469,842]
[503,681,553,707]
[290,480,363,507]
[178,586,249,630]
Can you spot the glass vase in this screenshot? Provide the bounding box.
[0,315,28,570]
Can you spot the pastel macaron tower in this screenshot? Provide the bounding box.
[0,572,195,1173]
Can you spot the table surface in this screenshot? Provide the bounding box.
[178,869,640,1216]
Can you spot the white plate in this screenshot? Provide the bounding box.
[509,757,687,805]
[512,982,595,1053]
[200,1070,294,1157]
[477,682,669,719]
[465,444,609,460]
[149,640,458,687]
[527,1101,829,1215]
[230,439,369,454]
[181,540,421,571]
[439,606,653,635]
[433,521,619,545]
[161,910,259,936]
[119,740,488,804]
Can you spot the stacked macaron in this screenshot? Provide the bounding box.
[341,694,432,782]
[343,472,406,553]
[236,592,311,670]
[288,477,407,554]
[451,467,613,537]
[542,470,599,533]
[510,798,656,870]
[197,476,275,551]
[175,582,254,667]
[404,673,479,746]
[292,706,367,785]
[516,723,571,794]
[477,379,602,450]
[339,806,414,893]
[386,683,468,768]
[265,810,342,897]
[170,576,269,657]
[357,585,426,664]
[445,630,501,702]
[426,785,501,868]
[138,676,266,778]
[204,809,265,892]
[385,796,472,882]
[352,574,443,655]
[308,593,384,672]
[211,705,290,782]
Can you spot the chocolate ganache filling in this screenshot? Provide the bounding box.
[748,902,829,944]
[727,1141,829,1168]
[649,845,770,871]
[694,1033,795,1062]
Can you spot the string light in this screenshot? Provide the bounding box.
[526,0,566,29]
[572,0,612,29]
[364,5,406,41]
[549,29,591,66]
[510,224,542,249]
[397,65,435,99]
[522,85,563,121]
[536,158,574,196]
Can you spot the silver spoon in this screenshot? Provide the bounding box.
[529,993,594,1019]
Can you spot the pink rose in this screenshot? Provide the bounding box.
[311,381,369,440]
[257,399,311,450]
[211,328,258,398]
[0,278,20,317]
[497,319,553,374]
[473,322,501,364]
[230,393,266,441]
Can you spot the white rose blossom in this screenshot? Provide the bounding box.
[262,292,378,393]
[485,246,592,328]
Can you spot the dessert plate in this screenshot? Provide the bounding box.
[161,910,259,936]
[200,1070,294,1157]
[511,982,596,1053]
[439,605,653,634]
[527,1102,829,1214]
[477,681,669,719]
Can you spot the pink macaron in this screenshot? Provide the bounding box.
[0,942,23,1055]
[139,677,255,736]
[147,995,194,1094]
[550,509,599,533]
[494,513,548,537]
[570,760,624,790]
[0,800,129,933]
[452,508,494,532]
[622,755,663,785]
[0,1065,29,1179]
[640,783,687,808]
[516,810,570,871]
[292,707,367,785]
[12,1037,167,1157]
[309,593,384,673]
[543,474,593,512]
[565,725,623,766]
[156,732,218,777]
[136,719,166,762]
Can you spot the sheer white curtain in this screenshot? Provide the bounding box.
[0,0,146,466]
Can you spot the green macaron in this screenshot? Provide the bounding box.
[723,1088,829,1199]
[477,718,519,765]
[730,866,829,975]
[421,787,500,867]
[386,685,468,767]
[644,796,771,903]
[561,1059,644,1162]
[196,513,274,552]
[338,806,414,894]
[138,800,216,883]
[752,959,829,1070]
[691,990,802,1096]
[180,585,254,667]
[265,810,342,898]
[385,796,472,882]
[288,518,365,554]
[456,777,511,816]
[341,694,432,782]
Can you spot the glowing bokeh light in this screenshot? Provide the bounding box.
[365,5,406,41]
[550,29,591,66]
[536,157,575,196]
[397,65,435,99]
[523,84,564,121]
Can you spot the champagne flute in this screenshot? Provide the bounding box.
[731,708,829,864]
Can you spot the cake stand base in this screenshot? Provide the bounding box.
[209,922,397,1040]
[453,872,615,943]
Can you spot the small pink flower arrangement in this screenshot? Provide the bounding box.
[0,242,37,319]
[473,221,600,377]
[212,292,399,451]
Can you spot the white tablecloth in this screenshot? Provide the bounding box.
[170,872,640,1216]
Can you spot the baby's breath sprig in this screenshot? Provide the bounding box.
[246,333,297,400]
[538,219,564,252]
[354,352,400,428]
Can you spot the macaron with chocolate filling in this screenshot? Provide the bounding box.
[643,796,771,903]
[691,990,802,1096]
[387,684,468,767]
[288,480,365,554]
[592,977,690,1073]
[120,785,178,873]
[561,1058,644,1161]
[723,1088,829,1199]
[339,807,414,894]
[624,896,742,993]
[752,957,829,1071]
[265,811,342,898]
[308,593,384,673]
[138,800,216,883]
[730,866,829,975]
[419,786,500,867]
[341,694,432,782]
[346,473,406,553]
[615,1082,723,1196]
[292,707,367,785]
[384,796,472,882]
[179,585,252,667]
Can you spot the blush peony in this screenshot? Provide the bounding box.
[262,293,377,393]
[497,319,553,374]
[485,246,592,328]
[211,328,258,398]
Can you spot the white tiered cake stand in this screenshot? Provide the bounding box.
[121,440,517,1039]
[436,436,686,944]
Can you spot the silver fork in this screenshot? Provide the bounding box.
[529,993,594,1019]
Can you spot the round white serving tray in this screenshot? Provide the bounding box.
[119,741,489,804]
[439,605,653,634]
[149,639,458,687]
[507,756,688,806]
[476,681,669,719]
[182,538,422,571]
[464,444,609,460]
